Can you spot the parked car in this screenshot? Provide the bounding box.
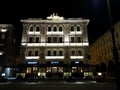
[65,76,76,82]
[25,74,39,82]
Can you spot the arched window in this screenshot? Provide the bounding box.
[71,51,75,56]
[30,26,33,31]
[35,51,39,56]
[78,37,81,42]
[59,26,62,31]
[53,26,57,31]
[77,26,80,31]
[71,26,74,31]
[59,51,62,56]
[36,26,40,31]
[28,51,32,56]
[48,26,51,31]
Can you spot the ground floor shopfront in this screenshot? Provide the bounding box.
[1,61,95,79]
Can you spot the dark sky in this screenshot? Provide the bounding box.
[0,0,120,45]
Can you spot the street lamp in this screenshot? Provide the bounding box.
[106,0,120,90]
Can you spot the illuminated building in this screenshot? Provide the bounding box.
[90,20,120,67]
[20,13,89,78]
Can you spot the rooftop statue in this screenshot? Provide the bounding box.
[47,13,64,20]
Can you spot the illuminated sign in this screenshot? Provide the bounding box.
[27,61,38,64]
[75,61,79,64]
[51,61,59,64]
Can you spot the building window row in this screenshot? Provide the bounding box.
[70,36,82,43]
[27,50,39,56]
[71,50,82,56]
[47,36,63,43]
[28,36,41,43]
[29,26,40,32]
[47,50,63,56]
[48,26,62,32]
[71,26,81,31]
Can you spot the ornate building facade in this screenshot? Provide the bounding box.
[20,13,89,78]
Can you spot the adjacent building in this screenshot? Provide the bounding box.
[90,20,120,67]
[20,13,90,78]
[0,24,16,77]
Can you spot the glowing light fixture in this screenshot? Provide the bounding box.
[1,29,7,32]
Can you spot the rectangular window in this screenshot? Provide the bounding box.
[48,37,51,43]
[59,37,62,43]
[36,37,39,43]
[53,37,57,43]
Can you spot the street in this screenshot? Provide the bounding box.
[0,80,116,90]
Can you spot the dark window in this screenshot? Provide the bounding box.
[71,26,74,31]
[59,27,62,31]
[53,37,57,43]
[35,51,39,56]
[36,26,40,31]
[78,37,81,42]
[47,51,51,56]
[36,37,39,43]
[77,26,80,31]
[78,51,82,56]
[71,51,75,56]
[71,37,74,43]
[28,51,32,56]
[48,37,51,43]
[48,26,51,31]
[54,51,57,56]
[59,37,62,43]
[59,51,62,56]
[29,37,33,43]
[53,26,57,31]
[30,26,33,31]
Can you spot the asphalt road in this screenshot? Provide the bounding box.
[0,80,116,90]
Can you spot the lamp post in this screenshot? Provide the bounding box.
[106,0,120,90]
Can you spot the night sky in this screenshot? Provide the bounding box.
[0,0,120,45]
